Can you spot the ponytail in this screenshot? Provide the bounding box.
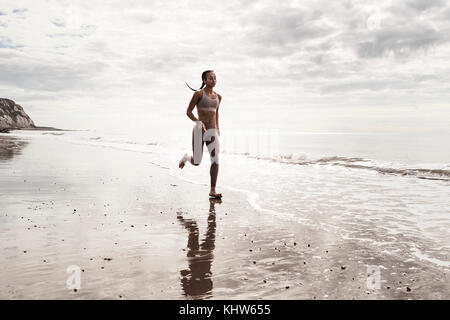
[184,81,203,91]
[185,70,214,91]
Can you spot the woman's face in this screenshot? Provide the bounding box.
[204,72,217,87]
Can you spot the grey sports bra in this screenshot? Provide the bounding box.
[197,88,219,112]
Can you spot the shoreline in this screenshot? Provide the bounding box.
[12,126,69,131]
[0,133,448,299]
[1,126,68,133]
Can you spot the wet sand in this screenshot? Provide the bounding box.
[0,134,448,299]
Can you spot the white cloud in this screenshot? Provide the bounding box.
[0,0,449,130]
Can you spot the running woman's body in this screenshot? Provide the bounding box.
[179,70,222,199]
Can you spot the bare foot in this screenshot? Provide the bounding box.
[179,154,190,169]
[209,191,222,199]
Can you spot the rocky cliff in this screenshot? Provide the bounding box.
[0,98,36,131]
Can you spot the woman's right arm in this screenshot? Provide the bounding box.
[186,91,207,131]
[186,91,200,122]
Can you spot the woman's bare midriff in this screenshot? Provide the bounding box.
[197,109,217,129]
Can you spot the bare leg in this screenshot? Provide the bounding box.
[206,134,222,198]
[209,163,221,198]
[179,126,204,169]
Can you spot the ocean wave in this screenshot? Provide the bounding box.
[333,163,450,181]
[108,140,158,146]
[41,132,65,136]
[222,150,450,181]
[86,136,158,146]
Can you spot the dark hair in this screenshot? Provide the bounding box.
[185,70,214,91]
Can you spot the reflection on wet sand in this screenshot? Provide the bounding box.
[177,198,221,299]
[0,135,29,161]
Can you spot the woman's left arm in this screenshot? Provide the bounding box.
[216,94,222,136]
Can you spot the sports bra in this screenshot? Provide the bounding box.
[197,88,219,112]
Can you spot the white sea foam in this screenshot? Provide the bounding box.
[411,246,450,268]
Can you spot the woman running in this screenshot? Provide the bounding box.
[179,70,222,199]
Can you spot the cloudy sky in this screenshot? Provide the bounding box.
[1,0,449,131]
